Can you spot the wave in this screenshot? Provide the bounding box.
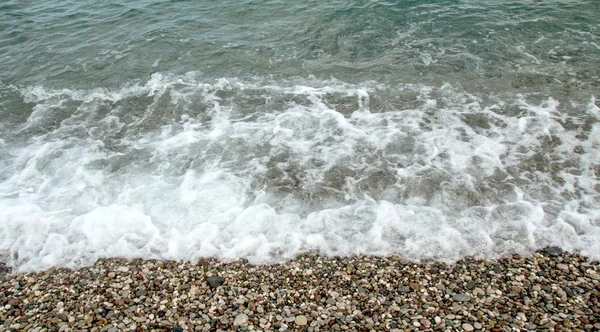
[0,73,599,272]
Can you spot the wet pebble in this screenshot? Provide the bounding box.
[206,275,224,288]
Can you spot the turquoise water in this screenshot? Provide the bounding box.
[1,1,599,271]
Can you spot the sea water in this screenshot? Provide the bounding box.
[0,0,599,272]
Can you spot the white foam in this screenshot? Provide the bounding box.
[1,73,599,272]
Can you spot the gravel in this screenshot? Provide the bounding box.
[1,249,599,331]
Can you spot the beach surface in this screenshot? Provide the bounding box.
[1,250,599,331]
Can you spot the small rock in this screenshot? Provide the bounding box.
[174,327,183,332]
[543,246,563,256]
[295,315,308,326]
[434,316,442,325]
[474,322,482,329]
[107,272,116,278]
[462,323,474,331]
[465,280,477,290]
[453,294,471,302]
[564,287,574,297]
[206,276,224,288]
[8,299,19,306]
[409,282,422,291]
[234,314,248,326]
[421,319,431,328]
[557,263,569,271]
[117,266,129,272]
[589,272,600,280]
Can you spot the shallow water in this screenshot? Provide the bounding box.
[0,0,599,272]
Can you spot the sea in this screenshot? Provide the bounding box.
[0,0,599,272]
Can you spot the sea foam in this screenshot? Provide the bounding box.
[0,73,599,272]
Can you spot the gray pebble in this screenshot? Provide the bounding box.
[206,275,224,288]
[543,246,563,256]
[453,293,471,302]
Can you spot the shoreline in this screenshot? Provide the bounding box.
[0,250,599,331]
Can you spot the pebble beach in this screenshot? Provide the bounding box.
[1,249,599,331]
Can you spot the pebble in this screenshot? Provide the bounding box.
[588,272,600,280]
[462,323,474,331]
[543,246,563,256]
[453,293,471,302]
[295,315,308,326]
[233,314,248,326]
[206,275,224,288]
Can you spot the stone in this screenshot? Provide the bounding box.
[543,246,563,256]
[174,327,183,332]
[589,272,600,280]
[564,287,574,297]
[421,319,431,328]
[206,276,224,288]
[453,294,471,302]
[473,322,482,329]
[233,314,248,326]
[462,323,474,331]
[295,315,308,326]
